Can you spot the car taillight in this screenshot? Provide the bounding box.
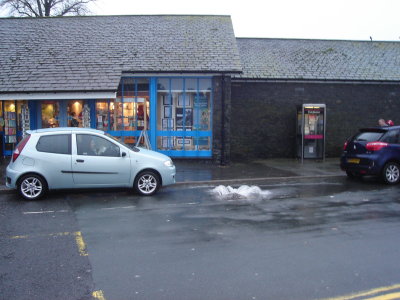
[343,141,348,150]
[12,135,30,162]
[366,141,388,152]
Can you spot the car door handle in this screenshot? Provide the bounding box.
[76,159,84,163]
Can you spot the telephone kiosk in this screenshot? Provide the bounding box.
[296,104,326,161]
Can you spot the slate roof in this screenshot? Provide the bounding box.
[235,38,400,81]
[0,15,242,93]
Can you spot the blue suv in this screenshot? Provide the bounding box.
[340,126,400,184]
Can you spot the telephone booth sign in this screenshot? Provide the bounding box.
[297,104,326,161]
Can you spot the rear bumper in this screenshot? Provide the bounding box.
[340,154,382,175]
[6,165,18,189]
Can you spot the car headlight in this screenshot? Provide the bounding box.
[164,160,174,167]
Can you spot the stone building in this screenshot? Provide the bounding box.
[1,15,399,163]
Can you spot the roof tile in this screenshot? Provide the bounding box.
[235,38,400,81]
[0,15,242,93]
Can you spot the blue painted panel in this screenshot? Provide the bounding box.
[59,100,67,127]
[108,131,142,137]
[87,99,96,128]
[150,78,157,148]
[156,131,211,137]
[158,150,212,158]
[28,101,37,130]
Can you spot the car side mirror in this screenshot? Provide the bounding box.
[121,152,127,157]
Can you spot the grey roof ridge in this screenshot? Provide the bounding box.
[0,14,232,20]
[236,36,400,43]
[122,69,243,74]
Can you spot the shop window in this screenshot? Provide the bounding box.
[17,101,28,132]
[0,101,3,133]
[41,101,60,128]
[157,78,212,152]
[67,100,83,127]
[4,101,17,149]
[116,78,150,146]
[96,101,115,131]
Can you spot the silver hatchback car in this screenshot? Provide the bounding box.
[6,128,176,200]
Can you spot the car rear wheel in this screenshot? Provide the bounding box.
[134,171,160,196]
[18,174,47,200]
[382,162,400,184]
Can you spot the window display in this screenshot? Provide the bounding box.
[157,78,212,153]
[4,101,17,148]
[41,101,60,128]
[115,78,150,146]
[96,101,110,130]
[19,103,30,138]
[67,100,83,127]
[0,101,3,133]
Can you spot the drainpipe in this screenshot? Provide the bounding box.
[220,75,226,166]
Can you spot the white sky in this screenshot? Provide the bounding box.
[87,0,400,41]
[1,0,399,41]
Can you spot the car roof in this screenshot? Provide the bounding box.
[27,127,105,135]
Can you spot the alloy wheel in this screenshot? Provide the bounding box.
[384,163,400,184]
[20,176,44,200]
[137,173,159,195]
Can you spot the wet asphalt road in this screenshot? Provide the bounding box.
[1,176,400,300]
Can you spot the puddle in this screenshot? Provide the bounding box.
[211,185,272,202]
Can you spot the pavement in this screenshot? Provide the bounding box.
[0,156,344,192]
[173,157,344,185]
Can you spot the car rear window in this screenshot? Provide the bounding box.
[354,131,384,142]
[36,134,71,154]
[381,129,400,144]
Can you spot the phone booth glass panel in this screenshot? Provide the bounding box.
[297,104,326,160]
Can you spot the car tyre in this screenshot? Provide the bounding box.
[382,162,400,184]
[134,171,160,196]
[18,174,47,200]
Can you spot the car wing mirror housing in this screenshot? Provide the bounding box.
[121,152,127,157]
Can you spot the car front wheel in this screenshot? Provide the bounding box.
[18,174,47,200]
[382,162,400,184]
[134,171,160,196]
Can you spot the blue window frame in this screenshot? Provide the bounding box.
[155,77,213,158]
[102,76,213,158]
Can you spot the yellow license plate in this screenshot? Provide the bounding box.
[348,158,360,164]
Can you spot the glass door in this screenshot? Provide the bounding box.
[112,78,150,148]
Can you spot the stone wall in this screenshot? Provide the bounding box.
[230,81,400,160]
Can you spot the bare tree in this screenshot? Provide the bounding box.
[0,0,97,17]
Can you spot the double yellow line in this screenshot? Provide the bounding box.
[12,231,88,256]
[322,284,400,300]
[11,231,106,299]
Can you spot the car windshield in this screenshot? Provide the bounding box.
[354,131,384,142]
[104,133,140,151]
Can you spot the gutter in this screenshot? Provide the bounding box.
[231,78,400,85]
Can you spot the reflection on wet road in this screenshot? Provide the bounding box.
[66,177,400,300]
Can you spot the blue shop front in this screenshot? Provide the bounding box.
[1,76,213,158]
